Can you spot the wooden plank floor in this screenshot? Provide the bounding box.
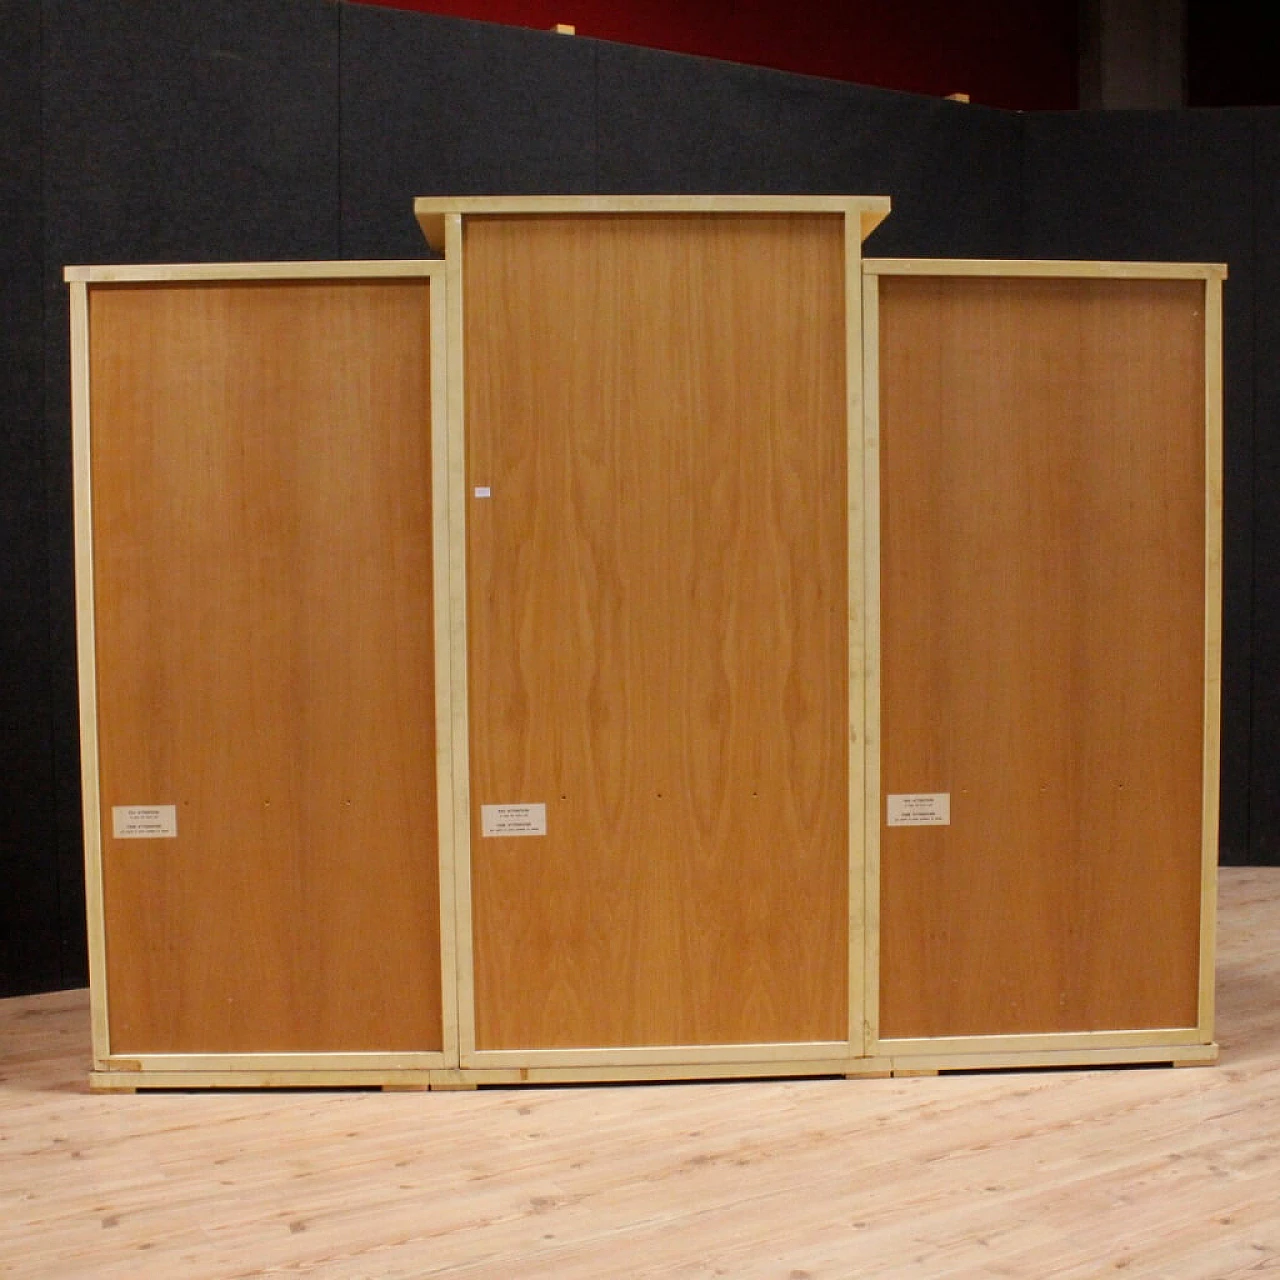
[3,867,1277,1278]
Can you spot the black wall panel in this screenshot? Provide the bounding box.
[1248,111,1280,865]
[1024,111,1258,865]
[43,0,341,267]
[339,6,598,258]
[1,1,63,996]
[593,44,1024,259]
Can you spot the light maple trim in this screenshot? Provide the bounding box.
[860,272,883,1051]
[64,261,443,283]
[876,1027,1209,1055]
[1199,273,1226,1040]
[448,1060,861,1085]
[69,280,111,1065]
[465,1042,850,1070]
[89,1070,438,1092]
[98,1052,448,1072]
[415,195,891,252]
[443,213,479,1066]
[865,258,1227,280]
[881,1044,1219,1072]
[430,276,461,1067]
[845,217,868,1054]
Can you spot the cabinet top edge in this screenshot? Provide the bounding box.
[413,195,892,252]
[63,261,444,284]
[865,258,1227,281]
[413,194,891,214]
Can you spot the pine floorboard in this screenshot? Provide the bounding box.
[2,866,1277,1278]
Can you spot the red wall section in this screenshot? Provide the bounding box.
[352,0,1078,110]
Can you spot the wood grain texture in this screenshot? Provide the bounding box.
[1,867,1275,1280]
[463,213,849,1049]
[89,279,441,1052]
[875,274,1207,1038]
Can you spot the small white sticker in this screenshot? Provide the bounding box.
[481,803,547,837]
[474,486,491,498]
[887,793,950,827]
[113,805,178,839]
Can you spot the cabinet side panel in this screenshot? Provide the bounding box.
[91,279,441,1053]
[877,275,1205,1038]
[465,213,848,1049]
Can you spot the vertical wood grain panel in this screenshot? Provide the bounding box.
[464,214,848,1049]
[876,275,1206,1038]
[91,280,441,1052]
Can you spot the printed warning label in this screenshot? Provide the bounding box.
[112,805,178,839]
[481,803,547,837]
[886,793,951,827]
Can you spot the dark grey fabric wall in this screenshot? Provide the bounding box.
[590,42,1022,260]
[1248,111,1280,862]
[0,0,1273,995]
[336,3,1022,258]
[341,5,598,255]
[1,0,61,994]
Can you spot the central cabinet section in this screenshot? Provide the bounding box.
[452,210,865,1055]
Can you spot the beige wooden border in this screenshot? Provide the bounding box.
[89,1070,438,1092]
[64,261,440,283]
[844,215,869,1057]
[874,1042,1218,1075]
[864,259,1227,281]
[427,269,460,1068]
[68,279,111,1067]
[464,1041,849,1071]
[860,257,1227,1063]
[1199,272,1226,1042]
[878,1027,1210,1055]
[415,195,891,254]
[441,214,480,1068]
[97,1052,449,1072]
[67,260,452,1081]
[447,1059,860,1086]
[860,272,884,1052]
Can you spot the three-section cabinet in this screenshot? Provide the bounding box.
[68,197,1224,1090]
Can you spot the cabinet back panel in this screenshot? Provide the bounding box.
[90,280,441,1053]
[464,214,849,1049]
[876,275,1205,1038]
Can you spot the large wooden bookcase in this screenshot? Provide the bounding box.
[68,200,1224,1090]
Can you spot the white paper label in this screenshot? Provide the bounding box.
[474,486,491,498]
[112,805,178,839]
[481,803,547,837]
[886,793,950,827]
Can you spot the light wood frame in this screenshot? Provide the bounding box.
[861,258,1226,1066]
[68,261,454,1091]
[417,195,890,1077]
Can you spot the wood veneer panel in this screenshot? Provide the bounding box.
[90,280,440,1052]
[464,213,848,1049]
[877,275,1206,1038]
